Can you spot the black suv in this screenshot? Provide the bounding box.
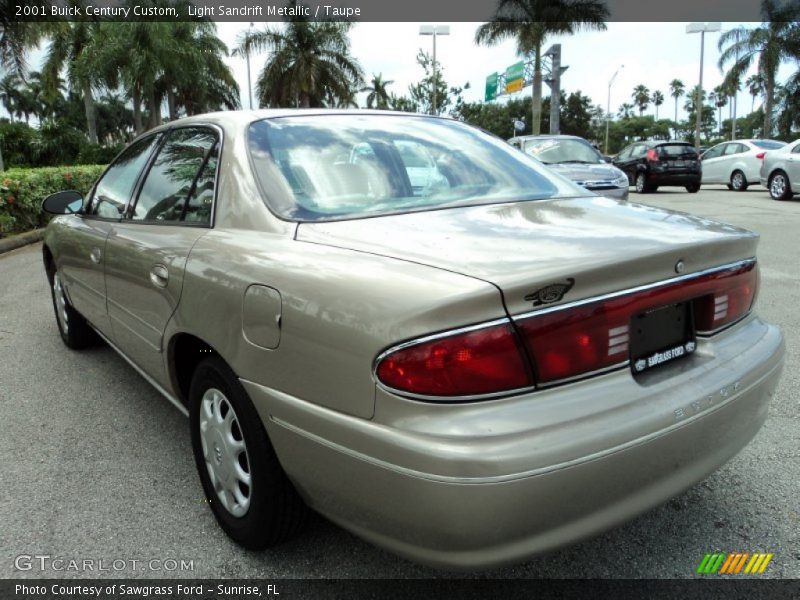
[613,141,701,193]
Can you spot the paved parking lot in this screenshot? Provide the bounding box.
[1,185,798,579]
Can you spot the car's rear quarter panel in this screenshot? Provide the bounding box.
[168,229,506,418]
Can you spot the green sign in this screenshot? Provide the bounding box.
[505,61,524,94]
[485,72,498,102]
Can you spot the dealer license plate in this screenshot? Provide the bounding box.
[630,302,695,373]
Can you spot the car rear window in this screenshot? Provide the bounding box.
[247,115,579,222]
[751,140,786,150]
[658,144,697,157]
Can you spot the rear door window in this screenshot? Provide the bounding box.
[131,127,219,224]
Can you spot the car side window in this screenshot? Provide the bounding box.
[631,144,646,158]
[703,145,725,160]
[616,147,632,160]
[723,144,741,156]
[131,127,218,223]
[87,134,161,219]
[792,144,800,154]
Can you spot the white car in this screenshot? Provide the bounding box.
[701,139,785,191]
[760,138,800,200]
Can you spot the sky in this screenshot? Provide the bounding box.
[215,21,785,123]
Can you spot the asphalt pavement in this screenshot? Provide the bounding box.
[1,186,798,579]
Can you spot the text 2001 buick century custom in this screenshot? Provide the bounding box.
[41,111,784,569]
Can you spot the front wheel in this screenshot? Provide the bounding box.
[48,268,96,349]
[685,184,700,193]
[189,356,306,549]
[769,171,792,200]
[730,170,748,192]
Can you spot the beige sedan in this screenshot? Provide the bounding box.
[41,110,784,570]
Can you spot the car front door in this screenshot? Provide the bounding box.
[58,134,162,337]
[613,145,635,182]
[700,143,726,183]
[103,126,220,386]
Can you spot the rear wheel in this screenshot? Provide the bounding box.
[769,171,792,200]
[48,268,96,349]
[685,184,700,193]
[189,356,306,549]
[635,173,652,194]
[730,170,748,191]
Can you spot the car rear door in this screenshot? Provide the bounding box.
[103,125,220,386]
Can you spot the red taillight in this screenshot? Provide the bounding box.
[646,148,659,162]
[375,322,533,397]
[376,262,758,397]
[755,152,766,159]
[515,261,758,384]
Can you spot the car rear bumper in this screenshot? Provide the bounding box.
[648,172,701,186]
[242,317,784,570]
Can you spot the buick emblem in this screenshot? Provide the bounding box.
[675,260,685,274]
[524,278,575,306]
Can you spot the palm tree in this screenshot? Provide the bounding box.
[42,19,104,143]
[631,84,650,115]
[713,85,728,134]
[684,85,706,114]
[0,72,22,122]
[669,79,685,123]
[0,0,42,75]
[651,90,665,120]
[745,73,765,113]
[234,18,363,108]
[475,0,608,135]
[718,0,800,137]
[362,73,394,109]
[618,102,634,119]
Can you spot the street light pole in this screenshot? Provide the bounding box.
[419,25,450,115]
[686,22,721,151]
[605,64,623,155]
[246,22,254,110]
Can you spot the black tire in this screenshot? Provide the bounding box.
[730,170,748,192]
[726,183,734,190]
[635,172,652,194]
[189,356,306,549]
[685,184,700,193]
[768,171,792,201]
[47,266,97,349]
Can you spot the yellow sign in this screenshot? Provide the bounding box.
[506,79,524,94]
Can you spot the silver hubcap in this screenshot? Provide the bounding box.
[53,273,69,334]
[732,173,744,189]
[636,175,644,192]
[199,388,252,517]
[771,175,786,198]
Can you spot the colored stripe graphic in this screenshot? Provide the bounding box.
[697,552,772,575]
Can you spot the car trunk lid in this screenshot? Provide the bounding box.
[295,196,758,317]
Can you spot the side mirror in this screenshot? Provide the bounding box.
[42,191,84,215]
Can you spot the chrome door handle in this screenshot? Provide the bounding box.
[90,247,102,264]
[149,264,169,288]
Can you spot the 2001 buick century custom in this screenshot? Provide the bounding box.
[41,111,784,570]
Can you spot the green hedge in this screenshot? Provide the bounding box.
[0,165,106,237]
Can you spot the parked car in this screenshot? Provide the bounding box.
[613,140,701,193]
[41,110,784,570]
[508,134,629,199]
[701,139,786,191]
[760,138,800,200]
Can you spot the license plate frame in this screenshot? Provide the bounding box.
[630,301,695,374]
